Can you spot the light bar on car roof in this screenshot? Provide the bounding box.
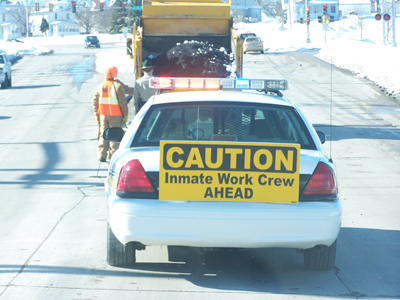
[149,78,289,91]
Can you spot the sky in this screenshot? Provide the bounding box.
[0,15,399,100]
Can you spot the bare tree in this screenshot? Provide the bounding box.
[257,0,282,18]
[75,10,97,34]
[95,9,113,33]
[350,5,368,39]
[8,0,36,36]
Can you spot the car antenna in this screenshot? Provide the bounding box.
[329,52,333,163]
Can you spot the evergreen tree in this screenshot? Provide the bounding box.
[40,17,49,36]
[108,0,141,34]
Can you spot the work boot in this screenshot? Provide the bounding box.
[99,157,106,162]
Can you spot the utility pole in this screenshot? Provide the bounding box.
[382,0,386,45]
[288,0,292,30]
[375,0,397,46]
[392,0,397,46]
[305,0,310,43]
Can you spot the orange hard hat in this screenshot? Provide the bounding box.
[104,66,118,79]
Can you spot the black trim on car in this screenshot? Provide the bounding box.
[147,172,159,192]
[116,191,158,199]
[299,193,339,202]
[299,174,310,195]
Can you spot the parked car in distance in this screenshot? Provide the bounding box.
[239,32,257,41]
[0,52,12,89]
[84,35,100,49]
[243,37,264,54]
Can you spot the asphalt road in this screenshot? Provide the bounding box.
[0,43,399,300]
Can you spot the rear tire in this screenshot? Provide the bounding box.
[244,51,246,54]
[107,223,136,267]
[1,75,7,89]
[304,240,337,270]
[7,75,11,87]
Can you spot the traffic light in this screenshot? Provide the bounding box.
[323,3,327,15]
[306,7,310,25]
[49,3,53,12]
[383,14,390,21]
[100,3,104,11]
[72,1,76,13]
[122,3,126,10]
[35,3,39,11]
[375,14,382,21]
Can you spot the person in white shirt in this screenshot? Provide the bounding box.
[133,59,159,114]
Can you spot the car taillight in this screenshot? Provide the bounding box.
[117,160,155,193]
[245,43,248,46]
[302,162,338,195]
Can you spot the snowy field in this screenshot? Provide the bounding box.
[0,15,399,99]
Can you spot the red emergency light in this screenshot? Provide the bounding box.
[375,14,382,21]
[383,14,390,21]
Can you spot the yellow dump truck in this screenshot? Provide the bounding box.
[131,0,243,80]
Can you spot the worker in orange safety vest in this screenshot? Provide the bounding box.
[92,67,129,162]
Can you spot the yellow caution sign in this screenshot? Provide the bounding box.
[159,141,300,204]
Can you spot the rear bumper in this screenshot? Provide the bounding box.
[244,46,263,52]
[107,194,342,249]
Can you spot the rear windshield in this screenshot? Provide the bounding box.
[246,37,261,42]
[132,102,316,150]
[240,33,256,39]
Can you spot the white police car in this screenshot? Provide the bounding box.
[104,78,342,270]
[0,52,12,89]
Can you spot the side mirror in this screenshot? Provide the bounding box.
[103,127,125,142]
[316,131,326,144]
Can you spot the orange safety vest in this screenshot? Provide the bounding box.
[97,81,123,116]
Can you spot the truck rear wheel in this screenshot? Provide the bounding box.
[304,240,337,270]
[107,223,136,267]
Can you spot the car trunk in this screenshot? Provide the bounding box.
[133,149,318,200]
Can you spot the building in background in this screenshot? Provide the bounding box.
[30,0,79,37]
[0,0,80,39]
[0,0,25,40]
[339,0,376,16]
[282,0,340,24]
[231,0,262,23]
